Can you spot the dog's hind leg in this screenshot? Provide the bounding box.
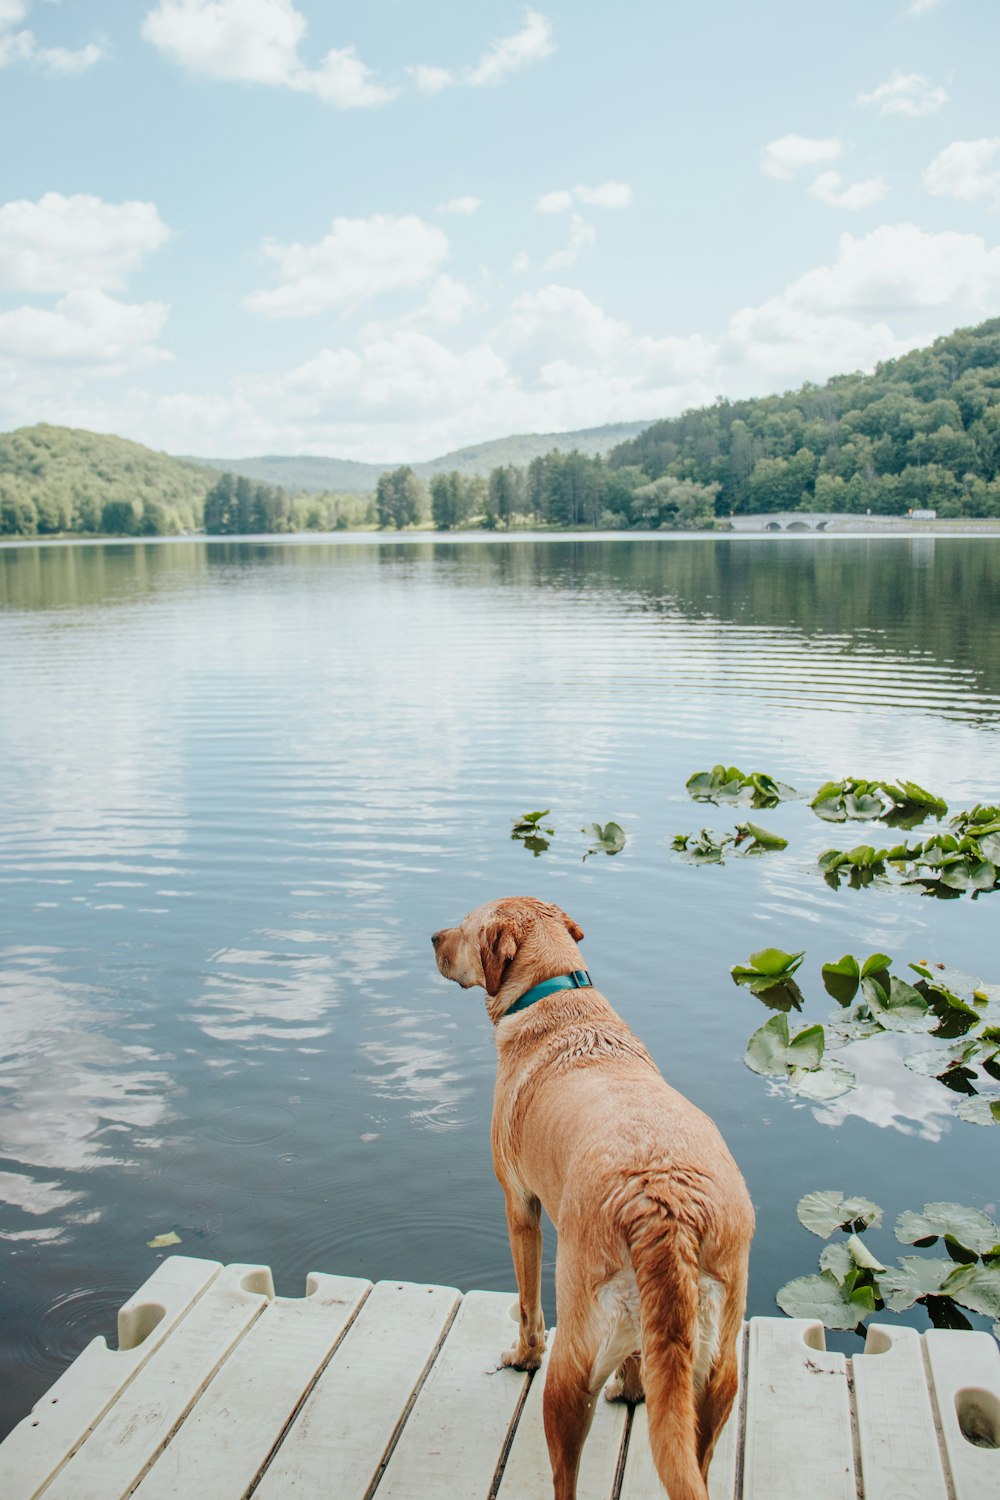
[501,1190,546,1370]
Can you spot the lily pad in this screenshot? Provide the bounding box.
[686,765,797,807]
[797,1191,883,1238]
[790,1061,857,1100]
[582,821,627,858]
[745,1014,824,1078]
[956,1096,1000,1126]
[942,1261,1000,1319]
[894,1202,1000,1258]
[673,828,731,863]
[860,975,930,1033]
[776,1270,875,1329]
[879,1257,958,1311]
[731,947,805,996]
[733,821,788,852]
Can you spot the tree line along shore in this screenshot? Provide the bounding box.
[4,316,1000,539]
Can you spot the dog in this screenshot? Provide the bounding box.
[432,896,753,1500]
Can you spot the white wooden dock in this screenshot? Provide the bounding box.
[1,1256,998,1499]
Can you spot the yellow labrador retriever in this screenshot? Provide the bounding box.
[432,896,753,1500]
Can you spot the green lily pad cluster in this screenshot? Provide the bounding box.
[811,777,948,828]
[778,1192,1000,1336]
[672,822,788,863]
[511,809,554,856]
[818,823,1000,898]
[734,947,1000,1121]
[511,811,628,859]
[685,765,798,807]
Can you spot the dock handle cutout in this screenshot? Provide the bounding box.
[956,1387,1000,1449]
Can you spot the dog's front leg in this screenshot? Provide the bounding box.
[501,1190,546,1370]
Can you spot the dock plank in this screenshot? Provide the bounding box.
[39,1263,273,1500]
[852,1324,949,1500]
[376,1289,530,1500]
[0,1255,222,1500]
[924,1328,1000,1500]
[619,1323,744,1500]
[130,1272,371,1500]
[253,1279,460,1500]
[741,1317,855,1500]
[494,1333,628,1500]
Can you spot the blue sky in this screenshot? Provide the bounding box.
[1,0,999,460]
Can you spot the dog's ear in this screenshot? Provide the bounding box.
[563,911,585,942]
[480,919,519,996]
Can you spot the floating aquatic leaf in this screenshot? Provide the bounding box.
[895,1203,1000,1258]
[147,1230,182,1249]
[731,947,805,994]
[860,975,931,1033]
[776,1270,875,1329]
[797,1191,883,1238]
[956,1096,1000,1126]
[879,1257,958,1312]
[745,1014,824,1078]
[940,1261,1000,1319]
[512,809,553,833]
[819,1241,855,1280]
[673,828,731,863]
[733,821,788,852]
[846,1234,886,1272]
[790,1061,857,1099]
[582,821,627,859]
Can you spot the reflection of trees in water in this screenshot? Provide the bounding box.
[4,537,999,708]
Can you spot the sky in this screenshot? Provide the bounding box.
[1,0,999,462]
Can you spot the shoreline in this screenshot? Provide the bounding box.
[4,519,1000,549]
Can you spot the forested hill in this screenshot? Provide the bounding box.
[194,420,651,494]
[608,317,1000,516]
[0,425,214,536]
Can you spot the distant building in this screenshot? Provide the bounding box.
[909,509,937,520]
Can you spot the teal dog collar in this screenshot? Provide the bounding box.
[503,969,592,1019]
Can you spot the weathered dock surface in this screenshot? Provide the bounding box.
[1,1256,998,1498]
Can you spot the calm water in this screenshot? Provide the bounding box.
[1,533,998,1434]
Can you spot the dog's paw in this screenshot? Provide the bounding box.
[500,1338,545,1372]
[604,1355,645,1404]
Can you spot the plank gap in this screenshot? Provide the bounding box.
[610,1400,635,1500]
[487,1363,540,1498]
[732,1320,750,1500]
[244,1281,375,1499]
[362,1294,462,1500]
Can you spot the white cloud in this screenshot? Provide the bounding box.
[511,251,530,273]
[574,181,633,208]
[465,8,555,86]
[142,0,394,107]
[411,8,555,96]
[0,193,171,292]
[857,70,947,117]
[409,63,452,95]
[761,135,843,179]
[537,182,632,212]
[437,195,481,216]
[0,289,170,370]
[808,171,888,211]
[781,223,1000,315]
[244,213,450,317]
[543,212,595,270]
[924,138,1000,208]
[0,0,103,73]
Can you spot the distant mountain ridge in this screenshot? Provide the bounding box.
[189,420,652,493]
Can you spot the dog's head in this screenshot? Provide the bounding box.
[432,896,585,999]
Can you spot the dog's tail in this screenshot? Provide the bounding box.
[622,1177,710,1500]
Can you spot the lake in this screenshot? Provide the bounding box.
[0,532,998,1435]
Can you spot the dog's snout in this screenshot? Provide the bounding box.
[431,930,443,948]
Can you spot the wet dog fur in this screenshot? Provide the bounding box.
[432,896,754,1500]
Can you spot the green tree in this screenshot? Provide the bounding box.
[376,466,424,528]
